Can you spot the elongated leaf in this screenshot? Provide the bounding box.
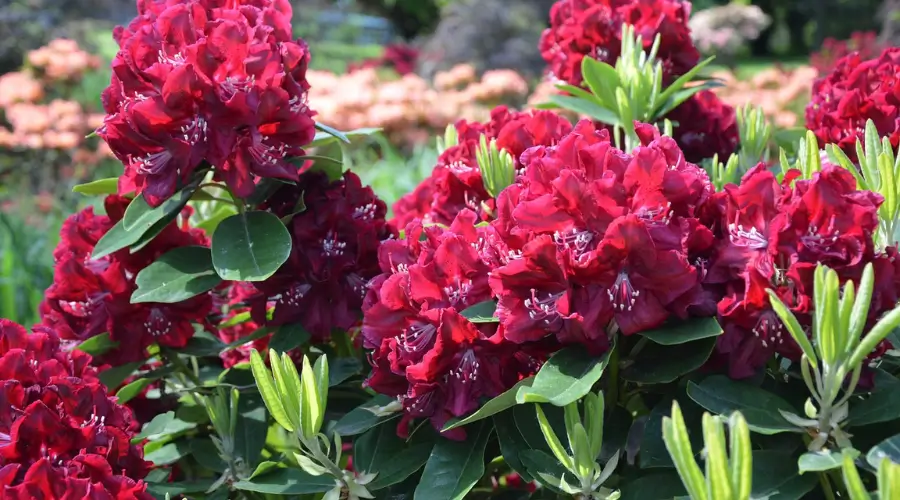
[751,450,819,500]
[850,369,900,427]
[77,332,118,356]
[73,177,119,195]
[307,127,381,148]
[233,468,335,494]
[414,422,492,500]
[517,347,610,406]
[868,434,900,468]
[653,56,716,116]
[443,377,534,431]
[580,57,620,108]
[662,403,706,500]
[267,322,310,353]
[354,423,435,490]
[687,377,798,434]
[314,122,351,143]
[619,473,687,500]
[638,317,722,345]
[333,394,400,436]
[798,449,851,473]
[494,411,536,482]
[249,350,293,432]
[211,211,292,281]
[459,300,499,323]
[131,246,221,303]
[622,337,716,384]
[547,94,620,127]
[123,190,189,232]
[145,441,191,466]
[116,377,153,404]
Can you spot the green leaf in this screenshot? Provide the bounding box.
[850,370,900,427]
[219,326,272,352]
[98,361,143,389]
[333,394,400,436]
[314,122,351,143]
[641,395,703,469]
[266,322,310,353]
[232,468,335,494]
[622,337,716,384]
[519,449,571,495]
[73,177,119,195]
[494,411,536,483]
[752,450,819,500]
[128,207,184,253]
[414,421,492,500]
[234,403,267,467]
[116,377,153,404]
[638,317,722,345]
[655,80,724,118]
[444,377,534,431]
[799,449,854,473]
[147,480,216,497]
[653,56,715,116]
[459,300,499,323]
[687,376,799,434]
[190,438,228,473]
[329,357,362,386]
[868,434,900,468]
[517,347,610,406]
[249,349,294,432]
[131,246,221,303]
[547,94,620,126]
[122,190,190,232]
[211,211,292,281]
[619,473,687,500]
[145,441,191,466]
[92,221,141,260]
[135,411,197,441]
[580,57,621,109]
[308,127,381,148]
[354,423,435,490]
[77,332,119,356]
[179,332,227,357]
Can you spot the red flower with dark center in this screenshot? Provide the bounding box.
[41,195,214,365]
[0,320,151,499]
[539,0,700,87]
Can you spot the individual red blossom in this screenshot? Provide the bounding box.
[362,212,548,438]
[0,320,151,499]
[539,0,700,87]
[248,171,394,342]
[806,47,900,162]
[667,90,739,163]
[392,107,573,227]
[41,195,215,366]
[811,31,882,76]
[487,119,712,350]
[706,165,884,378]
[101,0,316,206]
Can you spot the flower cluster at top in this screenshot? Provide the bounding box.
[806,46,900,162]
[0,320,151,498]
[538,0,739,164]
[41,195,214,366]
[363,112,899,436]
[99,0,316,206]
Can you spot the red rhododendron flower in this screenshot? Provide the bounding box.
[392,106,573,227]
[539,0,700,87]
[362,212,549,438]
[806,47,900,162]
[247,171,394,342]
[811,31,882,76]
[101,0,316,206]
[0,320,151,499]
[706,164,884,377]
[667,90,739,163]
[487,120,712,351]
[41,195,215,365]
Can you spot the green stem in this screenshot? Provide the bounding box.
[819,472,837,500]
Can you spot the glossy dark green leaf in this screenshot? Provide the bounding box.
[329,357,362,387]
[333,394,401,436]
[622,337,716,384]
[122,190,189,232]
[850,370,900,427]
[73,177,119,195]
[354,423,435,490]
[414,421,492,500]
[147,480,216,497]
[98,361,142,389]
[519,449,570,494]
[190,438,228,472]
[459,300,499,323]
[751,450,818,499]
[131,246,221,303]
[211,211,292,281]
[444,377,534,431]
[867,434,900,468]
[116,377,154,404]
[638,317,722,345]
[128,207,182,253]
[232,468,335,494]
[798,450,847,473]
[517,347,610,406]
[235,404,267,467]
[76,332,118,356]
[619,472,687,500]
[266,322,310,354]
[179,332,227,357]
[640,395,703,469]
[494,411,535,483]
[145,441,191,466]
[687,376,799,434]
[135,411,197,441]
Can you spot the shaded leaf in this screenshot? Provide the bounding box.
[638,317,722,345]
[414,421,492,500]
[444,377,534,431]
[329,357,362,387]
[868,434,900,468]
[232,468,335,494]
[333,394,401,436]
[622,337,716,384]
[354,424,435,490]
[752,450,819,500]
[131,246,221,303]
[266,322,309,353]
[687,376,799,434]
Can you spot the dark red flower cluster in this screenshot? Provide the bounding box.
[41,195,214,365]
[806,47,900,162]
[703,164,891,378]
[100,0,316,207]
[668,90,740,163]
[539,0,700,87]
[349,43,420,76]
[811,31,883,76]
[488,121,713,349]
[217,282,267,368]
[246,171,394,342]
[392,106,574,227]
[0,320,151,499]
[362,211,550,438]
